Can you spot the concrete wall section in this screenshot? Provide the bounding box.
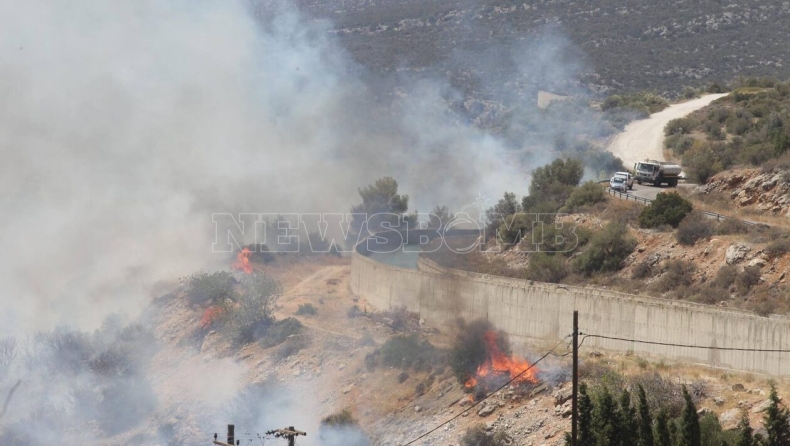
[351,253,790,376]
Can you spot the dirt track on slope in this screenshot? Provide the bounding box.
[607,93,727,169]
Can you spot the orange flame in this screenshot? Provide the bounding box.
[464,331,538,391]
[200,306,225,329]
[233,247,253,274]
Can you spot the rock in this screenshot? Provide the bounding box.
[414,406,422,413]
[726,244,751,265]
[342,383,355,394]
[484,421,495,431]
[553,387,573,405]
[530,383,548,398]
[719,408,741,430]
[382,317,394,327]
[714,397,726,406]
[478,403,497,417]
[752,397,780,414]
[748,258,767,268]
[732,383,745,391]
[589,351,603,357]
[697,407,712,415]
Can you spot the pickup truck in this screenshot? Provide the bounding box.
[613,172,634,190]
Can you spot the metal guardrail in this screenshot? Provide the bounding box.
[605,188,762,226]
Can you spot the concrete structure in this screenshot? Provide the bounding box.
[351,252,790,376]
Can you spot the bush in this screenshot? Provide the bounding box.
[450,319,511,385]
[564,181,606,211]
[379,334,441,372]
[675,212,714,246]
[664,134,695,156]
[179,270,236,305]
[665,117,697,136]
[766,238,790,259]
[220,272,281,346]
[295,303,318,316]
[639,192,693,229]
[525,252,568,283]
[735,266,761,294]
[712,265,737,289]
[320,409,370,446]
[573,222,637,275]
[631,261,654,280]
[259,318,304,348]
[653,260,696,293]
[460,425,510,446]
[716,218,749,235]
[321,408,357,427]
[497,213,533,245]
[377,306,419,332]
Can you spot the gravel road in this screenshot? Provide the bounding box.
[607,93,728,169]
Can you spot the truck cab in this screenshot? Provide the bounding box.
[634,160,680,187]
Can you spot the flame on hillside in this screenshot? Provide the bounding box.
[464,331,539,393]
[233,247,253,274]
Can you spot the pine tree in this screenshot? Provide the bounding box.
[579,383,595,446]
[735,412,753,446]
[593,387,622,446]
[764,385,790,446]
[678,385,701,446]
[637,385,655,446]
[655,408,671,446]
[620,389,639,446]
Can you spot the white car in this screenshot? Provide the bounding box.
[613,172,634,190]
[609,176,628,192]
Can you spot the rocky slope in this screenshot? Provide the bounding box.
[694,169,790,218]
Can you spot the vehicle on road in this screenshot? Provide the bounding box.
[613,171,634,190]
[634,160,681,187]
[609,175,628,192]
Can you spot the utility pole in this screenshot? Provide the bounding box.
[571,310,579,446]
[213,425,238,446]
[266,426,307,446]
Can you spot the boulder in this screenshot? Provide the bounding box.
[719,408,741,430]
[726,244,751,265]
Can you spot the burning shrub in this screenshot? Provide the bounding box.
[179,270,236,305]
[295,303,318,316]
[460,424,510,446]
[449,319,537,395]
[379,334,443,373]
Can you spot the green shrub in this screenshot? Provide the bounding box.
[564,181,606,211]
[450,319,511,385]
[631,261,654,280]
[573,222,637,275]
[664,134,695,156]
[712,265,737,289]
[460,425,510,446]
[639,192,693,229]
[179,270,236,305]
[735,266,761,294]
[525,252,568,283]
[295,303,318,316]
[675,212,714,246]
[498,213,533,245]
[665,117,697,136]
[219,272,281,346]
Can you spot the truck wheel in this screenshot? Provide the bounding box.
[637,180,642,185]
[668,179,678,187]
[653,179,661,187]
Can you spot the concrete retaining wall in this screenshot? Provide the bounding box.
[351,253,790,375]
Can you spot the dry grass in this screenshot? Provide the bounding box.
[678,188,790,229]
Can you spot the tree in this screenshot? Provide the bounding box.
[736,412,753,446]
[678,385,701,446]
[579,383,595,446]
[638,192,693,229]
[620,389,639,446]
[592,387,622,446]
[350,177,409,234]
[486,192,522,236]
[524,158,584,212]
[637,385,655,446]
[429,205,453,229]
[564,181,606,212]
[763,385,790,446]
[655,408,672,446]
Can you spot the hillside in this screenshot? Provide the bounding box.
[292,0,790,99]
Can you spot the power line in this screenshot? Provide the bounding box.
[403,335,572,446]
[580,333,790,353]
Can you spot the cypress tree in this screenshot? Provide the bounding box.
[655,408,671,446]
[593,387,621,446]
[579,383,595,446]
[735,412,753,446]
[637,384,655,446]
[764,385,790,446]
[620,389,639,446]
[678,385,701,446]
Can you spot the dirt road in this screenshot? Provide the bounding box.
[607,93,727,169]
